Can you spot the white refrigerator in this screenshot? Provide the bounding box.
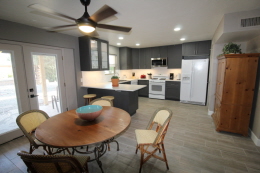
[180,59,209,105]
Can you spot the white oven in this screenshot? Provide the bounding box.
[149,81,166,99]
[149,74,168,99]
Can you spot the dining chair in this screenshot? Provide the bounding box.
[17,150,90,173]
[89,98,117,151]
[16,110,52,154]
[89,98,113,107]
[135,107,173,173]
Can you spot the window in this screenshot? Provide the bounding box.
[105,54,116,74]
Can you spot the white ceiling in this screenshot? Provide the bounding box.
[0,0,260,48]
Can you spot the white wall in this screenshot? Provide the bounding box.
[246,35,260,141]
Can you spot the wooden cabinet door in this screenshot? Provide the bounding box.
[119,47,132,70]
[196,40,211,55]
[215,59,226,100]
[131,48,139,69]
[222,57,258,105]
[167,45,182,68]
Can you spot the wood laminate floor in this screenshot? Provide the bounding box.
[1,97,260,173]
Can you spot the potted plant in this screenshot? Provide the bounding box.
[111,75,119,87]
[222,42,242,54]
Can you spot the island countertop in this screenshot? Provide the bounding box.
[82,83,147,92]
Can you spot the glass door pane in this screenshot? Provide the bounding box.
[101,42,108,69]
[90,40,99,69]
[0,51,19,135]
[32,54,60,117]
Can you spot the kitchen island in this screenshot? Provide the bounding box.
[82,83,146,116]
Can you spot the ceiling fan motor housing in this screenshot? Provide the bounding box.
[80,0,91,6]
[76,12,97,27]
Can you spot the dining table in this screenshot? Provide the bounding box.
[35,106,131,173]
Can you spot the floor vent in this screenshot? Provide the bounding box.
[241,17,260,27]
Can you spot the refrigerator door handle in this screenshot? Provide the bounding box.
[190,61,193,99]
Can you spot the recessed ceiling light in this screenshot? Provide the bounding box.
[136,43,140,46]
[180,38,185,41]
[119,37,124,40]
[174,27,181,31]
[117,43,121,45]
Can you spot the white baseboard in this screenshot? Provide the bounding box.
[250,129,260,146]
[208,110,214,116]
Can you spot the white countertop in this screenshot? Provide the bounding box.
[82,83,147,91]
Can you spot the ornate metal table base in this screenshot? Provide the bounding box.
[72,142,107,173]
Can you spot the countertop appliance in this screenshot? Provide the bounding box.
[151,58,167,67]
[176,73,181,80]
[170,73,174,80]
[147,73,152,79]
[180,59,209,105]
[149,74,168,99]
[140,74,146,79]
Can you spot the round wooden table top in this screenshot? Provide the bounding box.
[35,106,131,148]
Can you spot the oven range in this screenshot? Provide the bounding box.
[149,74,168,99]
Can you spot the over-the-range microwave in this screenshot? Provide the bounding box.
[151,58,167,67]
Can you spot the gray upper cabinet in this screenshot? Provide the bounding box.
[182,40,211,56]
[119,47,132,70]
[159,46,168,57]
[167,44,182,68]
[150,46,168,58]
[79,36,109,71]
[151,47,160,58]
[131,48,139,69]
[139,48,151,69]
[145,48,151,69]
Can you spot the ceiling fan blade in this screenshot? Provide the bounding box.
[97,24,132,32]
[28,4,76,21]
[47,24,77,31]
[89,5,117,23]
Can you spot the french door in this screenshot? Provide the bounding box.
[0,43,67,144]
[23,46,66,115]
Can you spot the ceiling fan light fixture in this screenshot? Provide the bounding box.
[79,25,95,33]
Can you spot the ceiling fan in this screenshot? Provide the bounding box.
[28,0,132,36]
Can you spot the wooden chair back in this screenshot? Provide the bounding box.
[16,110,49,147]
[17,151,89,173]
[89,98,113,106]
[146,108,172,145]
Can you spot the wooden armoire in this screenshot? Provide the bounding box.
[212,53,260,136]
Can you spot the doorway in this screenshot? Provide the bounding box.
[0,43,69,144]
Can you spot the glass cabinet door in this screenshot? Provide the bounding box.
[100,42,109,70]
[90,40,99,70]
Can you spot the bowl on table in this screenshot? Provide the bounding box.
[76,105,103,121]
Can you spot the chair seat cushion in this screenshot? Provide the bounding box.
[135,129,157,145]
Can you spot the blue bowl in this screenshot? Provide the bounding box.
[76,105,103,121]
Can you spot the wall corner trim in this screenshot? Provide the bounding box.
[250,129,260,146]
[208,110,214,116]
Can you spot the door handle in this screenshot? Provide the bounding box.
[30,94,39,98]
